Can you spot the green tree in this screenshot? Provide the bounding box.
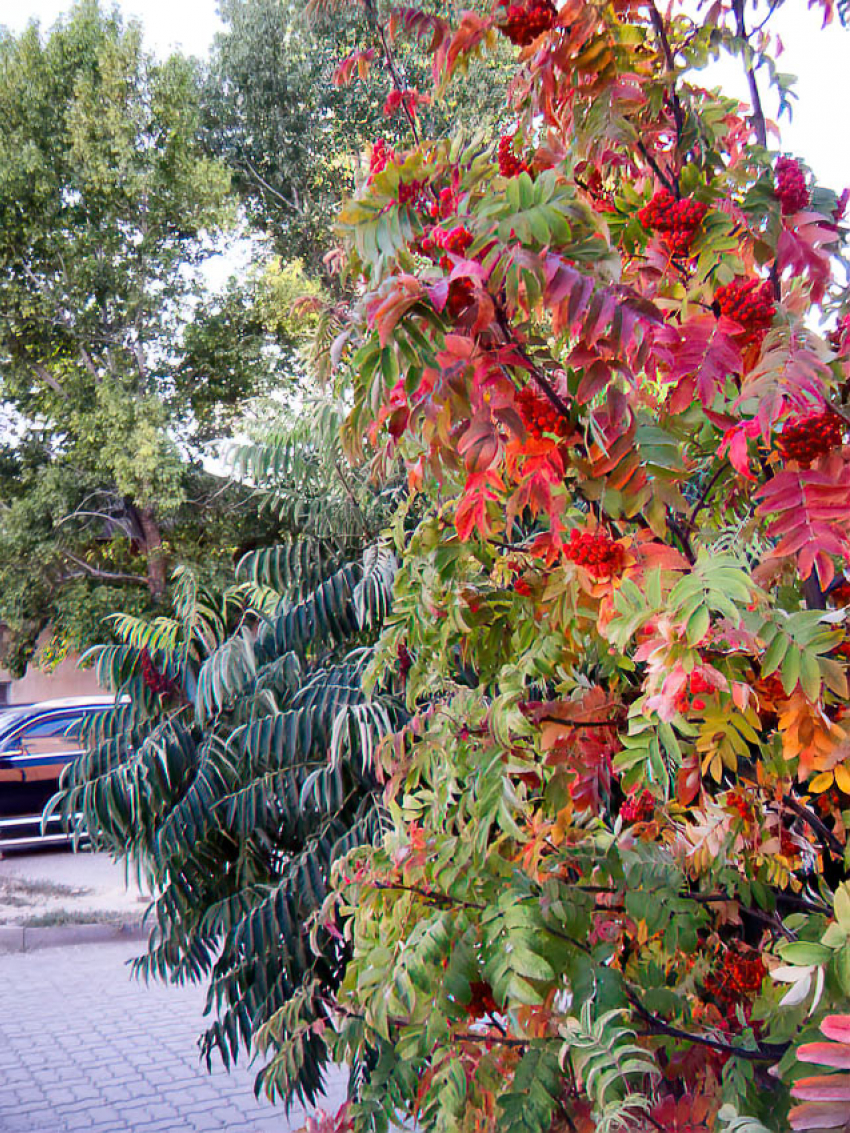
[201,0,513,273]
[0,1,281,670]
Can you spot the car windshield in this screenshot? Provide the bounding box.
[0,707,34,742]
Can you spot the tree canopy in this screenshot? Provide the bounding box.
[0,0,282,670]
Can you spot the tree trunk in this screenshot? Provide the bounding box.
[138,506,167,603]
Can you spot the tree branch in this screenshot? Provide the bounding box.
[732,0,768,148]
[61,550,150,587]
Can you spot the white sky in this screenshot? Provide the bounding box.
[3,0,849,191]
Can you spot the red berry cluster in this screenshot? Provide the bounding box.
[726,788,754,823]
[637,189,708,255]
[775,156,810,215]
[564,528,626,579]
[675,671,714,714]
[498,0,557,46]
[427,185,459,221]
[704,945,766,1009]
[620,788,655,824]
[714,278,775,344]
[498,135,530,178]
[516,385,571,439]
[140,648,175,697]
[776,411,844,466]
[420,225,474,269]
[830,581,850,607]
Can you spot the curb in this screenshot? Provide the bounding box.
[0,919,147,954]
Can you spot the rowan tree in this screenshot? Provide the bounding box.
[303,1,850,1130]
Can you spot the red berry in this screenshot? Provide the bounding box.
[565,528,626,580]
[498,134,531,178]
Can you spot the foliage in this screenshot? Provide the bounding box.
[49,398,404,1107]
[0,1,281,668]
[278,0,850,1130]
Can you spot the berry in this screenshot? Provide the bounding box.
[775,156,810,215]
[714,277,775,345]
[704,944,766,1009]
[498,134,531,178]
[498,0,557,46]
[564,528,626,580]
[775,411,844,466]
[674,671,714,714]
[621,788,655,824]
[516,385,571,440]
[420,224,474,269]
[638,188,707,255]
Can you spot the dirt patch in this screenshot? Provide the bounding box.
[0,852,148,927]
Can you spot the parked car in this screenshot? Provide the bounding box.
[0,696,119,852]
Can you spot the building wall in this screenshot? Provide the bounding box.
[0,630,102,706]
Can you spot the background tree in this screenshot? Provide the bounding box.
[0,0,282,671]
[200,0,513,275]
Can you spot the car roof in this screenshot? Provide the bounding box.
[0,697,125,748]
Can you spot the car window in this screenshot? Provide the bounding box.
[21,714,84,741]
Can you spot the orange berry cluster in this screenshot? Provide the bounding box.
[564,528,626,579]
[140,648,175,697]
[726,788,754,823]
[775,156,810,215]
[775,411,844,466]
[620,788,655,823]
[498,135,530,178]
[516,385,571,439]
[705,946,766,1009]
[714,277,775,343]
[498,0,557,46]
[637,189,708,255]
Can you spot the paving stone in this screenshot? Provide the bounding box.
[0,939,346,1133]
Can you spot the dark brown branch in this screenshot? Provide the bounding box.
[648,1,686,152]
[455,1031,529,1049]
[626,987,789,1063]
[782,794,845,859]
[732,0,768,148]
[636,139,677,197]
[687,462,729,530]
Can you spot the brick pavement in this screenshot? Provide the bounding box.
[0,940,347,1132]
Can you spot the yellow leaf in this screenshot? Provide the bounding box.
[836,765,850,795]
[809,771,835,794]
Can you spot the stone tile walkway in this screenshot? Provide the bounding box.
[0,939,347,1132]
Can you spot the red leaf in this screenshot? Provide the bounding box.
[455,470,505,541]
[664,315,742,413]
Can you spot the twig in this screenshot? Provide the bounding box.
[687,462,729,530]
[637,139,677,197]
[648,1,685,152]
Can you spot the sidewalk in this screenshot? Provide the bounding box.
[0,850,148,951]
[0,938,347,1131]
